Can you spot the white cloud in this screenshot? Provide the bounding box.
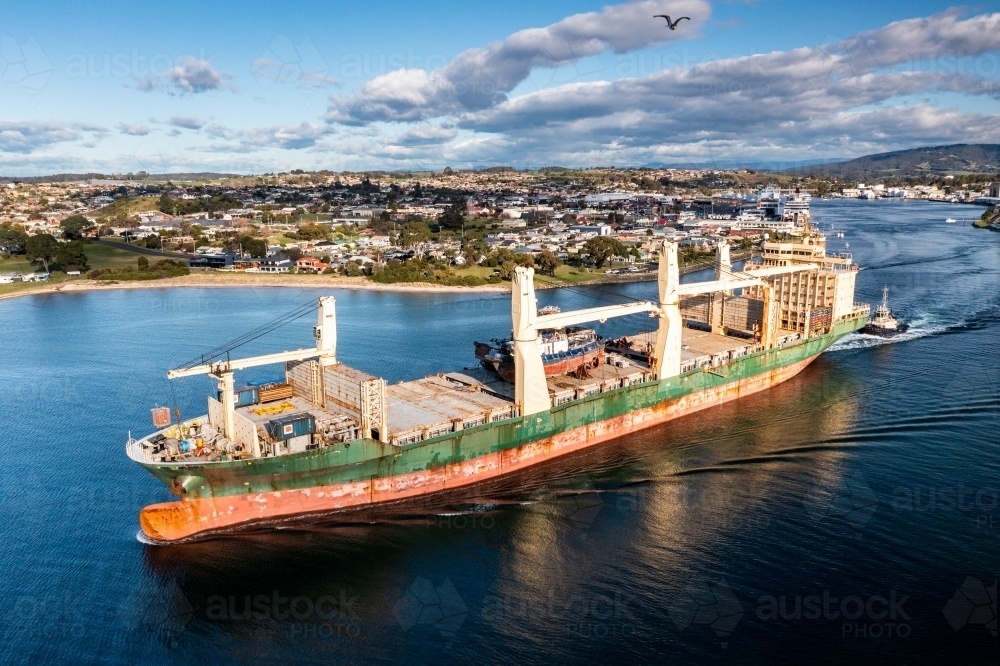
[168,115,205,130]
[118,123,151,136]
[445,10,1000,162]
[327,0,711,123]
[168,57,231,93]
[133,57,234,94]
[197,123,335,152]
[389,124,458,146]
[0,121,106,154]
[240,122,333,149]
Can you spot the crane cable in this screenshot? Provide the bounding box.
[175,298,320,372]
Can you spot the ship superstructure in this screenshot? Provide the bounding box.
[128,240,870,542]
[743,235,859,336]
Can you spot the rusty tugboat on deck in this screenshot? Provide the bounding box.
[475,309,604,382]
[128,239,870,542]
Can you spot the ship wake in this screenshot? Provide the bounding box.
[828,316,945,351]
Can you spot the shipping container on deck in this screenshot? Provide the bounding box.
[216,385,260,407]
[150,407,171,428]
[265,413,316,441]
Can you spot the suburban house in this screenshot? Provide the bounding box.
[259,258,293,273]
[295,257,329,273]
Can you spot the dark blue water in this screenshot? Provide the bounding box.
[1,200,997,664]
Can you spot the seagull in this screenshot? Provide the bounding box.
[654,14,690,30]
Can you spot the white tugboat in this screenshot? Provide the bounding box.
[861,287,908,337]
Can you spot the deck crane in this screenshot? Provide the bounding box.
[166,296,338,452]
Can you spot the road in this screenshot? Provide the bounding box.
[93,239,191,261]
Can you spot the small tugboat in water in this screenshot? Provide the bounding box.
[861,287,908,336]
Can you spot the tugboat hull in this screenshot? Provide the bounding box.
[475,339,604,383]
[860,322,909,337]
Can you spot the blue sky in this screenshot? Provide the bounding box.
[1,0,998,174]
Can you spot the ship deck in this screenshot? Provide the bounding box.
[385,375,516,445]
[235,396,341,427]
[134,324,804,462]
[395,325,772,417]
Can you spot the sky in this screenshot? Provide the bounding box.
[1,0,999,175]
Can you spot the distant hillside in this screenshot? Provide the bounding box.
[0,172,240,184]
[642,158,844,171]
[781,144,1000,179]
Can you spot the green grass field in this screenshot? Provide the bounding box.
[0,242,153,296]
[450,265,498,280]
[450,263,649,285]
[95,195,163,217]
[85,243,152,271]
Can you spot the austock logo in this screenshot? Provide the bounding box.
[803,471,879,531]
[667,578,744,649]
[252,36,336,91]
[393,577,468,648]
[526,472,606,534]
[942,577,997,637]
[1,35,52,93]
[118,579,193,647]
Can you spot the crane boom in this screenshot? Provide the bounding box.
[163,296,339,455]
[535,301,656,330]
[167,348,320,379]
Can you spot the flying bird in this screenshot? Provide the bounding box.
[654,14,690,30]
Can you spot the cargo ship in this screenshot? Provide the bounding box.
[128,239,870,542]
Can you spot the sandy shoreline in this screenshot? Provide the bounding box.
[0,273,514,301]
[0,255,739,303]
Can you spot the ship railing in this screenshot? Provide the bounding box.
[843,303,871,321]
[126,434,154,464]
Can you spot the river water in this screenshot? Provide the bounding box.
[0,199,997,664]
